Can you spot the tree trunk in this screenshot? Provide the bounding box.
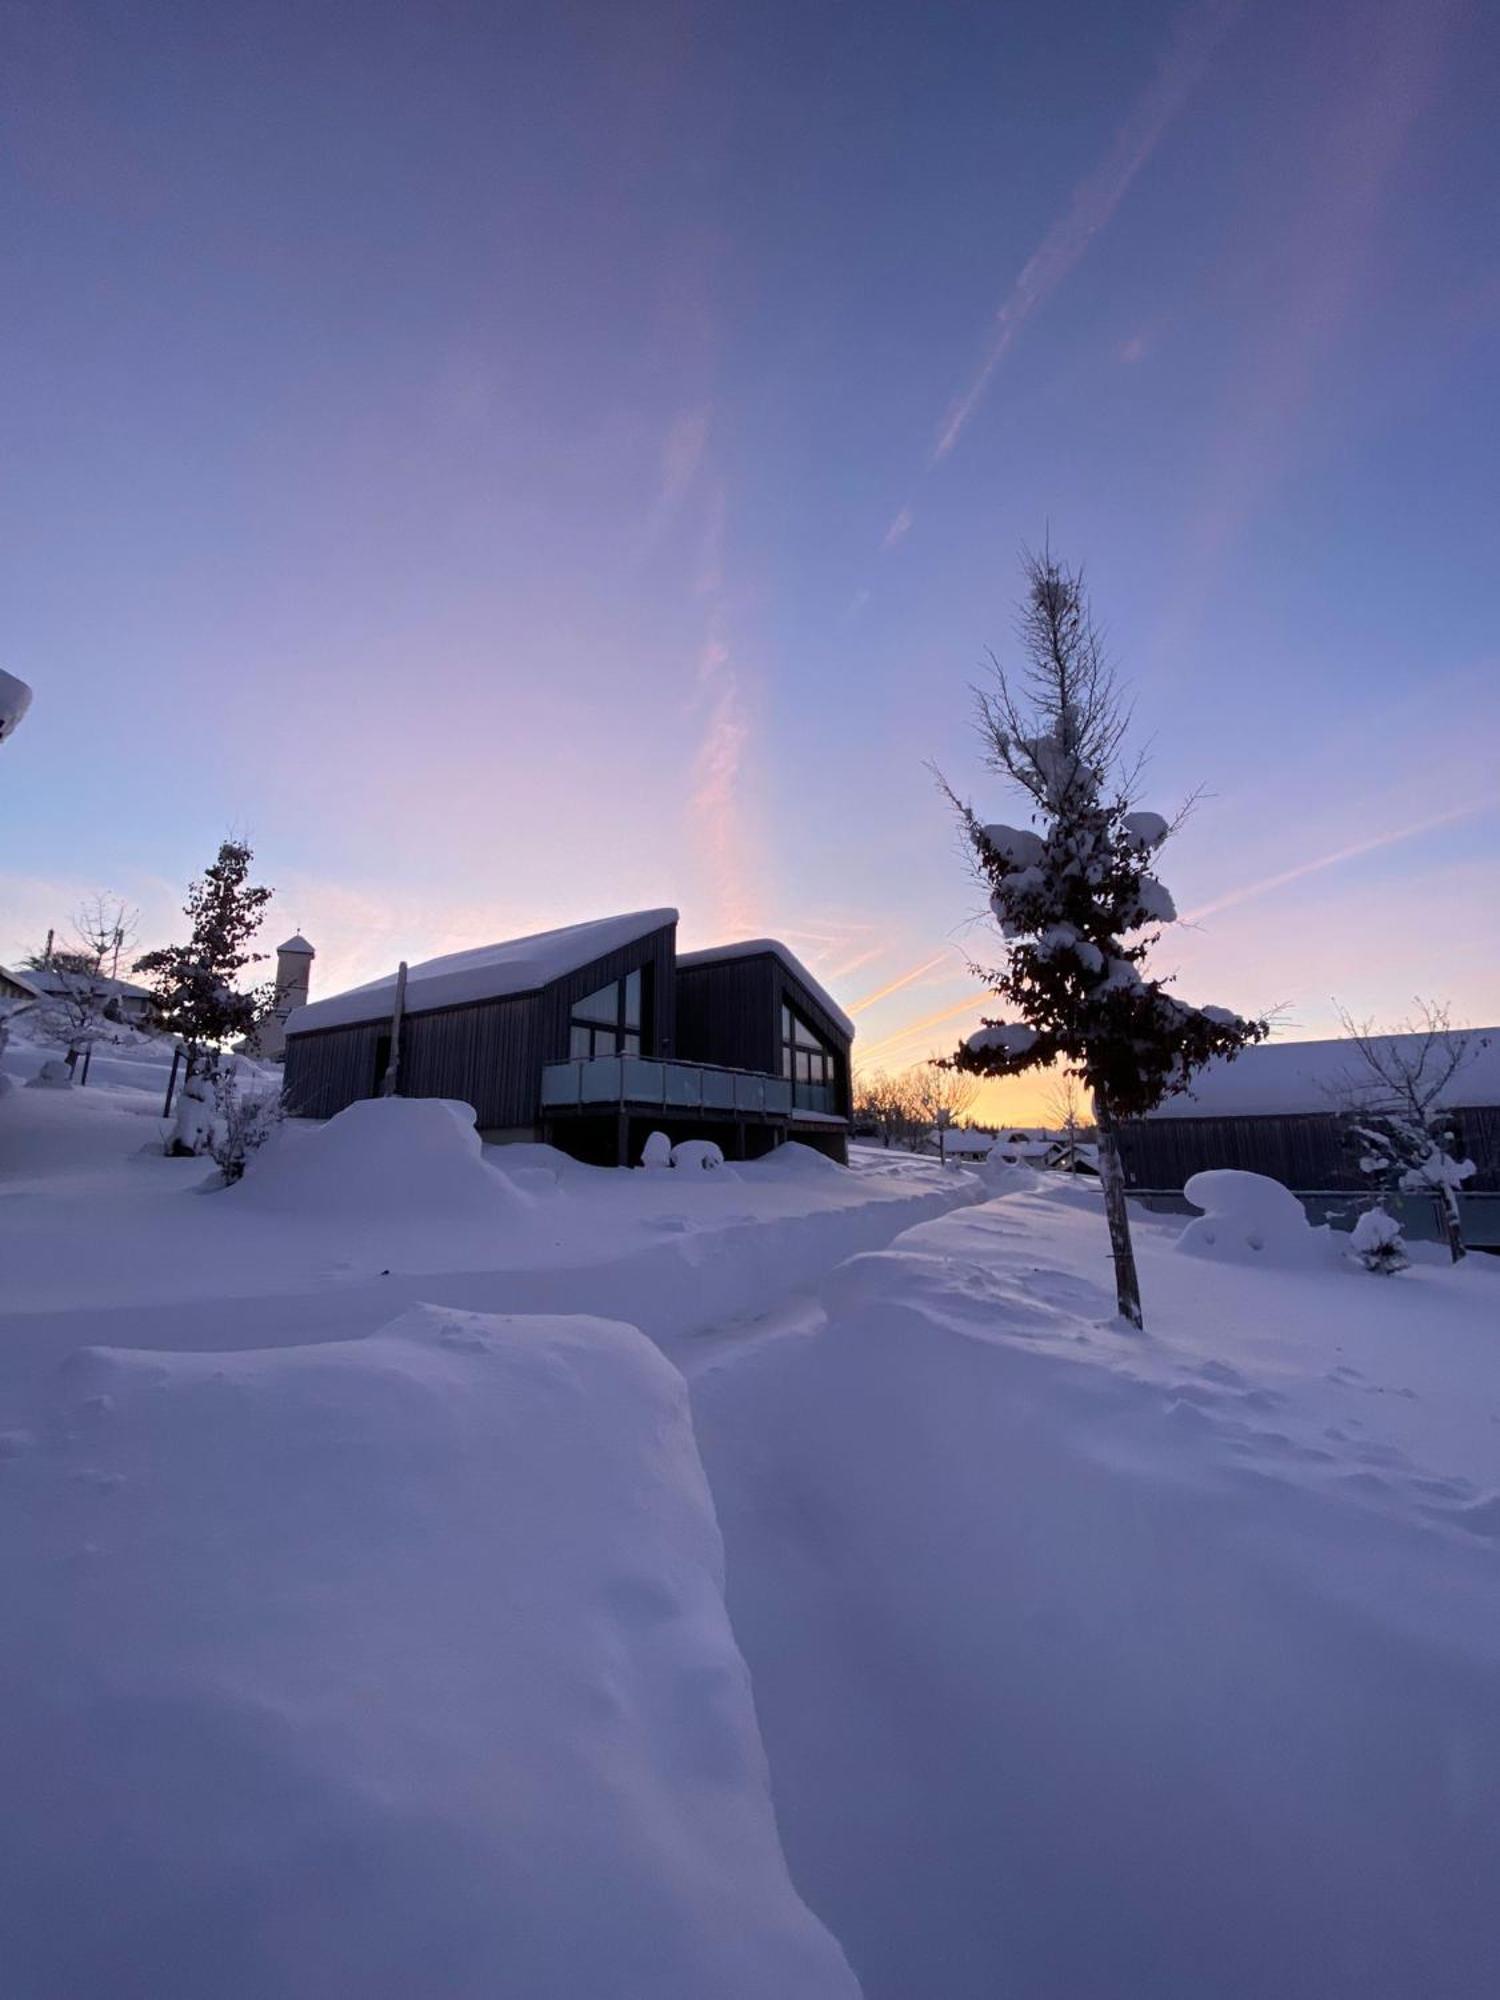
[1092,1098,1144,1329]
[1438,1188,1466,1264]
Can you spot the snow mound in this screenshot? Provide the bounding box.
[1177,1169,1334,1268]
[742,1141,846,1178]
[0,1306,860,1999]
[237,1096,529,1222]
[978,1157,1043,1195]
[672,1138,726,1172]
[640,1128,674,1169]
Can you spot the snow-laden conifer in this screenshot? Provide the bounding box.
[134,839,274,1155]
[942,551,1267,1327]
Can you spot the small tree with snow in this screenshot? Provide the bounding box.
[134,839,274,1155]
[1333,1001,1480,1264]
[208,1069,286,1185]
[1349,1204,1408,1277]
[23,963,119,1075]
[940,551,1267,1328]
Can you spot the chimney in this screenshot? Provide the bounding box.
[257,933,315,1061]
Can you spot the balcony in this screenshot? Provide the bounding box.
[541,1054,797,1118]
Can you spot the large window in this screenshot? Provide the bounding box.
[781,1003,839,1114]
[569,967,648,1059]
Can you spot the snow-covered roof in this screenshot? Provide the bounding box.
[27,969,153,1003]
[0,964,44,998]
[1144,1029,1500,1120]
[278,934,315,956]
[287,910,679,1035]
[676,939,856,1039]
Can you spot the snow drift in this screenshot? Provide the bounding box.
[0,1306,860,1999]
[693,1193,1500,2000]
[237,1096,529,1223]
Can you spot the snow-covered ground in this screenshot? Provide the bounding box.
[2,1025,1497,1997]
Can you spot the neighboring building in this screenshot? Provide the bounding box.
[282,909,854,1164]
[250,934,316,1061]
[1116,1031,1500,1231]
[17,966,157,1026]
[0,964,43,1009]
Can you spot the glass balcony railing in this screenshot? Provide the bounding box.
[541,1054,795,1117]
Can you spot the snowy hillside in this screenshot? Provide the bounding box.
[1,1032,1497,1997]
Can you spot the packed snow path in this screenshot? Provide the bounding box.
[692,1181,1500,2000]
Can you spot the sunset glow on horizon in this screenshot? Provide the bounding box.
[2,0,1495,1129]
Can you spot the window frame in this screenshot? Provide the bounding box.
[569,965,649,1061]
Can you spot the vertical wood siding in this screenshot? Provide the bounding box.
[283,923,677,1128]
[674,953,854,1119]
[1116,1106,1500,1193]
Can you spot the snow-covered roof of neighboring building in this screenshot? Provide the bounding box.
[287,910,679,1035]
[1144,1029,1500,1119]
[0,964,44,998]
[27,969,154,1003]
[676,939,856,1039]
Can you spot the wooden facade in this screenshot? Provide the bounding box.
[674,950,854,1120]
[1117,1104,1500,1195]
[283,920,854,1163]
[284,921,678,1133]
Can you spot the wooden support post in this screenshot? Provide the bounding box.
[162,1045,182,1118]
[380,962,408,1097]
[617,1108,630,1168]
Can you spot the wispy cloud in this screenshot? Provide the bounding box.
[1180,801,1489,926]
[882,506,914,549]
[686,482,762,938]
[931,0,1243,463]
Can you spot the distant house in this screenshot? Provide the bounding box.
[3,964,157,1026]
[0,964,43,1009]
[282,909,854,1165]
[1117,1031,1500,1198]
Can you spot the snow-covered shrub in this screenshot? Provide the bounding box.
[208,1070,286,1185]
[941,552,1267,1326]
[640,1129,673,1170]
[671,1139,725,1172]
[26,1058,73,1091]
[1349,1204,1408,1277]
[167,1069,216,1156]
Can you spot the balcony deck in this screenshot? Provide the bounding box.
[540,1055,838,1121]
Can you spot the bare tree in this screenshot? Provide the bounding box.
[72,893,140,980]
[1043,1068,1092,1172]
[23,964,118,1075]
[911,1063,980,1164]
[939,549,1267,1327]
[1331,999,1482,1264]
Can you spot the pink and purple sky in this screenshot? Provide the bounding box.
[2,0,1496,1122]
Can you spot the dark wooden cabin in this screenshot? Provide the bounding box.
[282,909,855,1165]
[1116,1030,1500,1245]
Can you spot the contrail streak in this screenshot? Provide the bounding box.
[855,994,987,1068]
[932,0,1242,462]
[1180,802,1487,925]
[847,952,954,1016]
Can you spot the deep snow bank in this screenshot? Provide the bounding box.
[0,1306,860,2000]
[692,1190,1500,2000]
[237,1096,529,1223]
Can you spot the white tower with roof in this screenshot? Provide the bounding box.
[256,933,315,1060]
